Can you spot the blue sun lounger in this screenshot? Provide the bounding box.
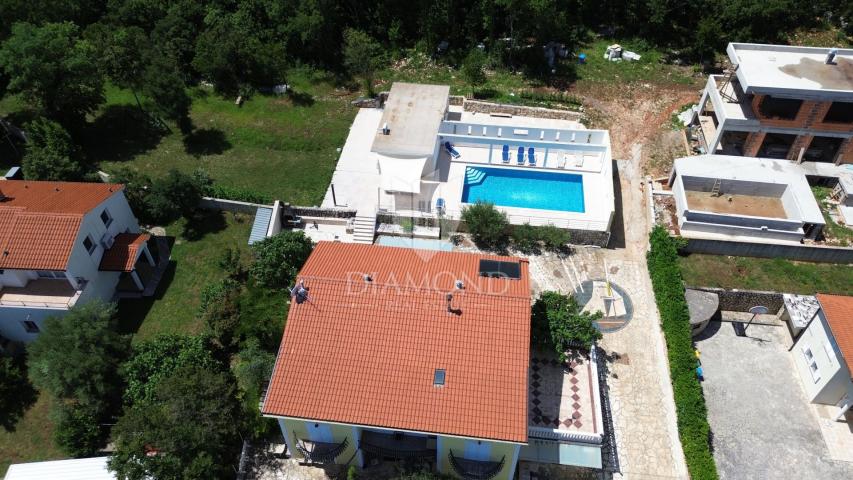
[436,197,446,213]
[517,146,525,165]
[527,147,535,166]
[502,144,510,163]
[444,141,461,159]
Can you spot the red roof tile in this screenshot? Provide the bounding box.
[817,294,853,375]
[99,233,150,272]
[262,242,531,443]
[0,181,122,270]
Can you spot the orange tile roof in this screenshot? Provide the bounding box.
[0,181,122,270]
[817,294,853,375]
[262,242,531,443]
[99,233,150,272]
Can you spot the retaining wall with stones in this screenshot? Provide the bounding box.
[463,100,582,121]
[449,95,465,106]
[682,238,853,264]
[199,197,269,214]
[687,286,784,313]
[567,229,611,247]
[286,205,358,219]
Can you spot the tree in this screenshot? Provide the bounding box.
[532,291,602,361]
[121,334,222,406]
[53,402,107,457]
[28,301,128,411]
[111,168,208,225]
[87,25,149,108]
[0,22,104,122]
[141,56,191,124]
[250,231,314,289]
[109,365,243,480]
[461,201,509,249]
[21,118,84,181]
[199,279,242,349]
[342,29,384,96]
[461,49,487,97]
[0,355,37,431]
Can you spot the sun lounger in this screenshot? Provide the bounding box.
[436,198,446,213]
[517,147,525,165]
[502,145,510,163]
[444,141,461,159]
[558,155,567,169]
[527,147,535,166]
[575,154,584,167]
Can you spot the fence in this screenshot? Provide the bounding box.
[682,238,853,264]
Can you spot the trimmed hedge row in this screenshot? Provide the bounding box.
[647,226,718,480]
[206,184,272,204]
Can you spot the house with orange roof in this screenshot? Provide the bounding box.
[789,293,853,421]
[261,242,607,478]
[0,179,155,342]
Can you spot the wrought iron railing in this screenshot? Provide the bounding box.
[293,434,349,464]
[447,450,505,480]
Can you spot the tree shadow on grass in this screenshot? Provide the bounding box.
[81,105,168,163]
[0,354,37,432]
[183,128,232,157]
[285,90,315,107]
[182,210,228,241]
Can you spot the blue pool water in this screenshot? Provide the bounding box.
[461,167,585,212]
[376,236,454,251]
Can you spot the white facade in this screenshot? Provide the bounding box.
[792,311,853,406]
[0,190,141,342]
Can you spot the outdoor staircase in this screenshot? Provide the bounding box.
[352,212,377,244]
[465,167,487,186]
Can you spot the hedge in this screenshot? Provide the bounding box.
[206,184,272,204]
[647,226,718,480]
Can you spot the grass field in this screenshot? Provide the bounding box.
[0,393,63,474]
[679,254,853,296]
[118,210,287,342]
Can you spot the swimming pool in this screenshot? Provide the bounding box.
[376,236,454,251]
[461,167,585,212]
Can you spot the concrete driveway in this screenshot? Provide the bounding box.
[695,314,853,479]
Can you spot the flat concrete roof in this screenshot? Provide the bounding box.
[673,155,824,225]
[371,82,450,157]
[728,43,853,100]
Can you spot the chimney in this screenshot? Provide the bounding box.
[363,273,373,283]
[455,279,464,290]
[446,293,453,313]
[382,122,390,135]
[826,48,838,65]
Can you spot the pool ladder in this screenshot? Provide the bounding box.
[710,178,722,197]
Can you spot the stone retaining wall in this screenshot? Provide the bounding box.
[286,205,358,219]
[567,229,611,248]
[199,197,269,214]
[462,99,582,121]
[687,286,784,313]
[449,95,465,106]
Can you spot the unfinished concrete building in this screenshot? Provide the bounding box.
[694,43,853,165]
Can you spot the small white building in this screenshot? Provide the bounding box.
[4,456,115,480]
[669,155,825,243]
[0,180,154,342]
[789,294,853,421]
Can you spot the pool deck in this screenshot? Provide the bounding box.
[323,108,615,232]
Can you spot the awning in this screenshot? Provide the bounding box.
[377,154,427,193]
[99,233,150,272]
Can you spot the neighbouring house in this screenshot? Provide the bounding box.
[323,82,615,246]
[260,242,605,478]
[4,457,115,480]
[692,43,853,164]
[787,293,853,421]
[668,155,825,243]
[0,180,157,342]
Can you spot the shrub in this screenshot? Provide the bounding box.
[647,226,717,480]
[111,168,210,225]
[511,223,570,253]
[531,291,602,360]
[22,118,84,181]
[511,223,539,254]
[53,402,106,457]
[537,224,570,251]
[199,279,242,349]
[461,202,508,249]
[0,354,36,431]
[250,231,314,289]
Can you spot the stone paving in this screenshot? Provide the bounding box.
[527,158,688,480]
[695,313,853,479]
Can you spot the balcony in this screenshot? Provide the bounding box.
[293,435,349,464]
[0,279,81,309]
[448,450,505,480]
[360,431,435,459]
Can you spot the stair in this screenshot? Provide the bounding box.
[465,167,487,186]
[352,212,377,244]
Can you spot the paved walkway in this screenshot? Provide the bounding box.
[695,314,853,479]
[528,154,687,479]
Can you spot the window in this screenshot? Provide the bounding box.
[758,96,802,120]
[37,271,65,279]
[83,235,96,254]
[823,102,853,124]
[100,209,113,227]
[22,321,39,333]
[803,347,820,383]
[434,369,446,387]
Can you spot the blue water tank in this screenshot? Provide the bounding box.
[578,53,587,64]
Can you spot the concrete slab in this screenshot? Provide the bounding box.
[695,313,853,479]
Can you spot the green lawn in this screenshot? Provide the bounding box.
[0,393,64,474]
[119,210,286,342]
[678,254,853,296]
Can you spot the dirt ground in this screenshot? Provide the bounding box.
[571,78,701,177]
